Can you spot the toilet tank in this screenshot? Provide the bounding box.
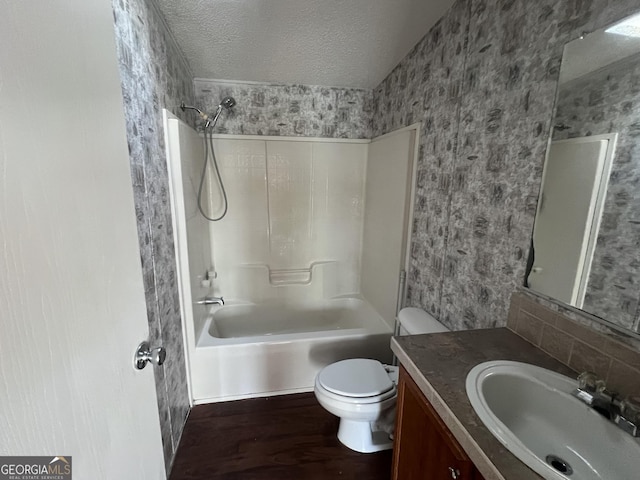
[397,307,449,335]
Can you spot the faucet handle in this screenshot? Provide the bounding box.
[577,371,605,392]
[621,396,640,423]
[613,396,640,437]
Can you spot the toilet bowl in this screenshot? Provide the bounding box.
[314,307,448,453]
[315,358,399,453]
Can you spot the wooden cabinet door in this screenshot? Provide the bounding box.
[392,366,482,480]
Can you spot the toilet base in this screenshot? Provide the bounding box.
[337,419,393,453]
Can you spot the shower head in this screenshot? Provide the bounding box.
[180,97,237,130]
[219,96,236,110]
[205,96,236,129]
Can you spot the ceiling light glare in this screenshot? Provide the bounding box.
[606,12,640,37]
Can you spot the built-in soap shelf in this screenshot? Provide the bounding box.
[269,268,312,285]
[242,261,336,287]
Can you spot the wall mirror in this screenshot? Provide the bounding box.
[526,10,640,335]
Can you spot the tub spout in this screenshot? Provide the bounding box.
[196,296,224,306]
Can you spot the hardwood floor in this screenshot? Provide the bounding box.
[169,393,392,480]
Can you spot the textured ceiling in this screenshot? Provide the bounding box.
[155,0,455,89]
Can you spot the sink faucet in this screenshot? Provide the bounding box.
[195,296,224,306]
[572,371,640,437]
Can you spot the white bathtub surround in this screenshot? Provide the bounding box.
[164,111,214,374]
[165,111,421,403]
[193,298,392,402]
[208,137,368,302]
[361,129,418,325]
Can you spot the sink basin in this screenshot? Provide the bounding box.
[466,360,640,479]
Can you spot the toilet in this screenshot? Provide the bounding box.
[314,307,449,453]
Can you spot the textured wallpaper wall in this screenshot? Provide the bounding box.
[554,56,640,331]
[194,79,373,138]
[112,0,193,470]
[372,0,640,331]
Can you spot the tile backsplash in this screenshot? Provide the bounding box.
[508,290,640,397]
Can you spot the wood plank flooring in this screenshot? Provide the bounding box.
[169,393,392,480]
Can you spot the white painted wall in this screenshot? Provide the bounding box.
[361,129,416,328]
[0,0,165,478]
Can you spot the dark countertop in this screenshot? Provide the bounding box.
[391,328,577,480]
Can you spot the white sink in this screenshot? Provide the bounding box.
[466,360,640,479]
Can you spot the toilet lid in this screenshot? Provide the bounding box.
[318,359,394,398]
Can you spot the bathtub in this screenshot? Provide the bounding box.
[191,297,393,403]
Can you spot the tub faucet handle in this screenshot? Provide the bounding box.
[196,296,224,306]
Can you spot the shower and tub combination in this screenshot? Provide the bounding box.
[163,98,421,404]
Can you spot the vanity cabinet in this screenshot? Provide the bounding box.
[392,366,485,480]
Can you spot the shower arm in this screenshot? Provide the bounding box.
[180,102,228,129]
[180,102,210,125]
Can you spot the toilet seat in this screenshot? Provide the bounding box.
[317,359,395,399]
[315,378,396,404]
